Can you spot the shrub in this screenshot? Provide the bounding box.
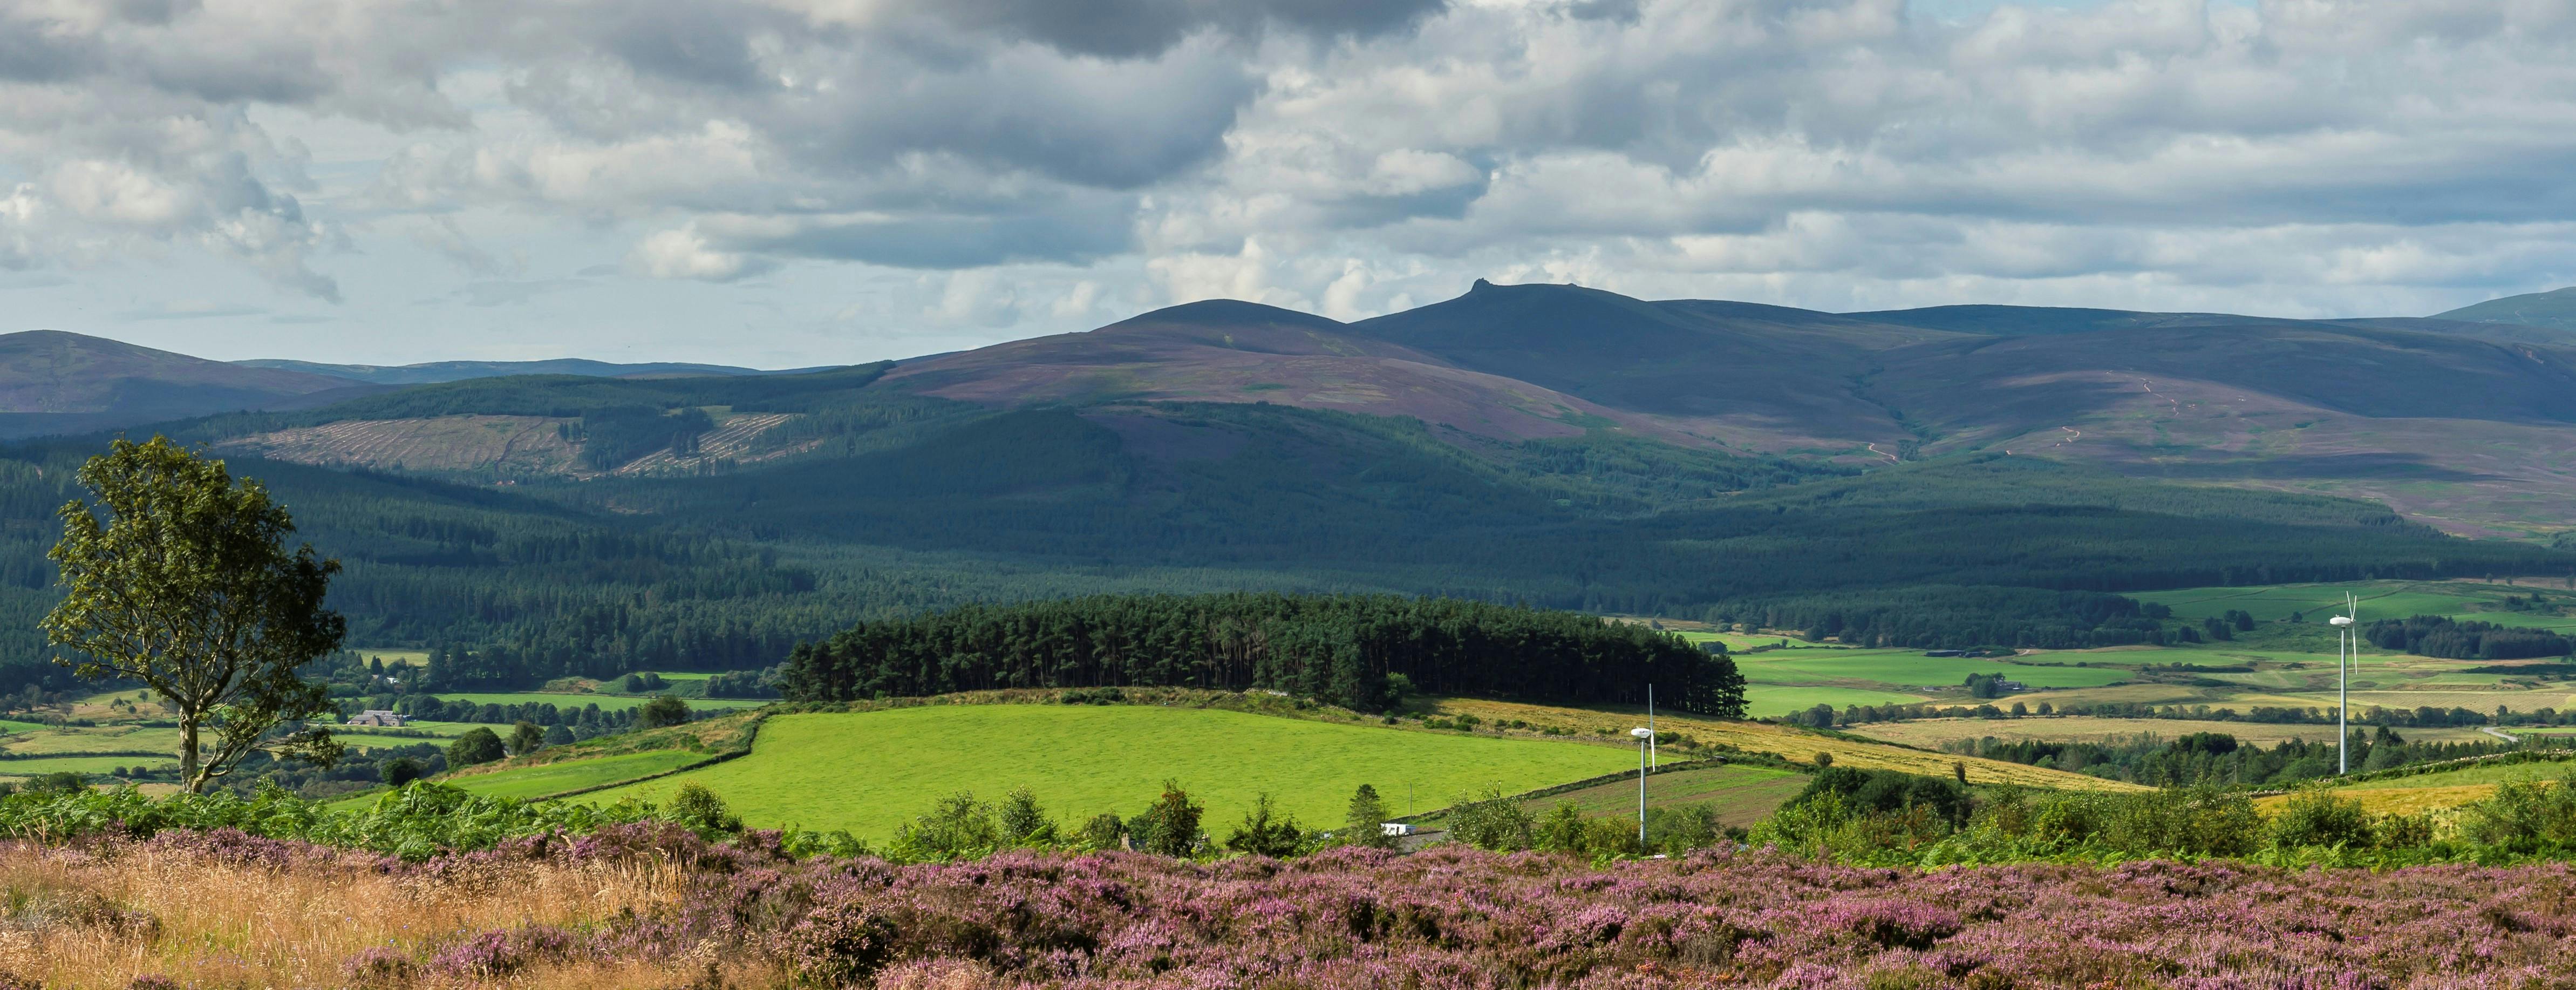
[2270,790,2373,849]
[1076,812,1127,851]
[2027,787,2264,857]
[890,792,998,860]
[1794,767,1970,829]
[1132,781,1204,857]
[1581,815,1646,857]
[2461,771,2576,853]
[1446,788,1535,851]
[1536,801,1589,853]
[1650,802,1725,853]
[0,781,662,860]
[445,728,505,769]
[997,786,1058,846]
[667,783,742,837]
[1223,792,1310,858]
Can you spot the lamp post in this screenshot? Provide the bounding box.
[2332,605,2355,774]
[1629,726,1653,846]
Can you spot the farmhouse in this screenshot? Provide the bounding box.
[348,710,407,727]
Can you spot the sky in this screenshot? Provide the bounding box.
[1,0,2570,368]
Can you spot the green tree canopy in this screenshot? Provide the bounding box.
[447,727,505,768]
[637,694,691,729]
[42,436,344,793]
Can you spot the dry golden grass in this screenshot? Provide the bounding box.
[1424,698,2148,792]
[2253,784,2500,817]
[0,843,721,989]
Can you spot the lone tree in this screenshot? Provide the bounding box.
[42,437,344,793]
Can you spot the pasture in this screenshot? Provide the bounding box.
[446,749,710,801]
[0,755,174,775]
[1740,684,1932,717]
[578,706,1644,838]
[0,724,182,756]
[1501,764,1805,828]
[1422,697,2145,791]
[1741,649,2132,689]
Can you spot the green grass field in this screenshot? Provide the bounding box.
[414,691,768,713]
[446,750,711,801]
[0,755,175,775]
[1502,764,1806,828]
[578,707,1642,838]
[1741,650,2132,689]
[1742,685,1934,717]
[0,725,181,755]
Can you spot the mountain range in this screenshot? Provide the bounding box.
[8,282,2576,535]
[886,280,2576,537]
[3,282,2572,687]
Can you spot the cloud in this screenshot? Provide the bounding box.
[5,0,2576,350]
[629,226,770,281]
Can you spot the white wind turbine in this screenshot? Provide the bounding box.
[2329,592,2359,774]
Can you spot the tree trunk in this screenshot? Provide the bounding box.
[180,718,202,794]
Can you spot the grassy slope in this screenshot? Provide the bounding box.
[1508,764,1807,828]
[577,706,1643,837]
[1421,697,2146,791]
[0,755,173,775]
[443,749,710,801]
[1741,686,1933,717]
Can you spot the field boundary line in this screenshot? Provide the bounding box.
[534,713,772,802]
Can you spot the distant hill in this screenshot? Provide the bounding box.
[235,357,841,385]
[0,330,376,438]
[881,297,1702,443]
[2432,286,2576,334]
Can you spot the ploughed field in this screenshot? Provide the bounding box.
[575,706,1645,837]
[6,828,2572,988]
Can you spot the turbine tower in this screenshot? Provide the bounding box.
[2329,592,2358,774]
